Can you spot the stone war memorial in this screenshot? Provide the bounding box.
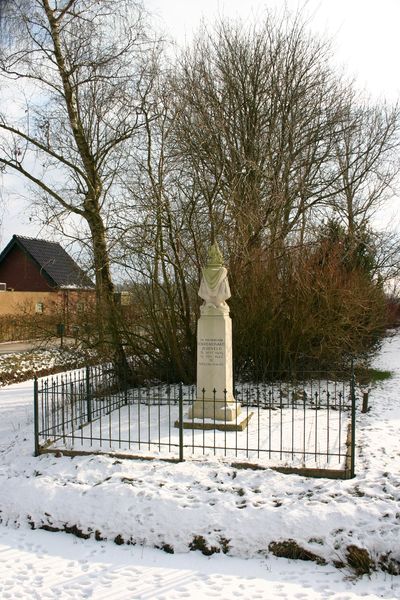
[184,243,252,431]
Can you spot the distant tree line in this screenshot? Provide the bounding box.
[0,2,399,381]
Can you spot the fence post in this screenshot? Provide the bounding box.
[86,365,92,423]
[361,391,369,413]
[178,382,184,462]
[33,376,40,457]
[350,361,356,478]
[124,360,128,406]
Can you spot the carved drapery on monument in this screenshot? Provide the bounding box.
[198,244,231,312]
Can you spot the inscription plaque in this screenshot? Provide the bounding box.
[198,337,224,367]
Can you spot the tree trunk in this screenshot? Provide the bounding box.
[85,204,130,381]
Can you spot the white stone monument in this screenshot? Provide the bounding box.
[186,244,250,429]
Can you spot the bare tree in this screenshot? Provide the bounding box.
[169,14,356,265]
[125,11,400,377]
[329,101,400,235]
[117,76,204,381]
[0,0,159,372]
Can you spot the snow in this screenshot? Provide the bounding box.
[0,334,400,598]
[39,375,352,470]
[0,347,93,386]
[3,526,398,600]
[51,401,349,470]
[1,525,398,600]
[0,378,33,452]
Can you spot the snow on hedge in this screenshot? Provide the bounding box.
[0,347,94,386]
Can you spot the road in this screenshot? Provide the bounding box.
[0,338,73,355]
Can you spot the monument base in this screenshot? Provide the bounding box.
[175,411,253,432]
[188,398,241,421]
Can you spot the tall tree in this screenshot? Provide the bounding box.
[129,13,400,376]
[117,77,203,382]
[170,15,354,261]
[0,0,159,372]
[329,101,400,235]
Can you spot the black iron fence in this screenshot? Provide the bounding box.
[34,364,357,478]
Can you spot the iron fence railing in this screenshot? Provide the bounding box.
[34,364,357,478]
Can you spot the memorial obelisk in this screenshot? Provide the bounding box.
[186,244,250,429]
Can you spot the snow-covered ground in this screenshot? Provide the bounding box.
[0,525,396,600]
[0,334,400,598]
[51,401,349,470]
[39,372,351,470]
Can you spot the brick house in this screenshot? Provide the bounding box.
[0,235,94,332]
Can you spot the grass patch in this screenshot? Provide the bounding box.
[345,545,374,576]
[378,552,400,576]
[160,543,174,554]
[355,367,392,386]
[268,539,326,565]
[189,535,220,556]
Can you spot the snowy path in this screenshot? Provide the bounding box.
[0,335,400,598]
[0,525,398,599]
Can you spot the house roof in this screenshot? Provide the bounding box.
[0,235,94,289]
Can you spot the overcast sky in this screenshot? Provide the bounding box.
[147,0,400,102]
[1,0,400,246]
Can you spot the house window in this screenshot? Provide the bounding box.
[35,302,44,314]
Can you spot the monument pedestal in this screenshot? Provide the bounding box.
[186,304,247,428]
[178,242,251,431]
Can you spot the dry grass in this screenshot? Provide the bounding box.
[268,539,326,565]
[345,545,374,576]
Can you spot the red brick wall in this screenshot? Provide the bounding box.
[0,246,54,291]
